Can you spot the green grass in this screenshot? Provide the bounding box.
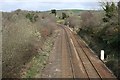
[25,55,46,78]
[23,32,57,78]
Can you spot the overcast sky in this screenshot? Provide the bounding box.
[0,0,119,12]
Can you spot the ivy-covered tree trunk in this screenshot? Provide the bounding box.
[118,1,120,25]
[117,2,120,79]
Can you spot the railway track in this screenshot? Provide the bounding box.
[61,25,117,79]
[41,24,117,79]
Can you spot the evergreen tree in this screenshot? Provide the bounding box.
[62,12,67,19]
[51,9,56,16]
[102,2,117,22]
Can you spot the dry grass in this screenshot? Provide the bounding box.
[2,10,57,78]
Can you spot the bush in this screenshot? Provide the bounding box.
[62,12,67,19]
[26,13,38,22]
[2,17,39,77]
[51,9,56,16]
[2,10,56,78]
[80,11,103,34]
[65,16,81,29]
[105,60,119,77]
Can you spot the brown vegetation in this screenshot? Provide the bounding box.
[2,10,57,78]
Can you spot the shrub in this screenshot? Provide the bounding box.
[51,9,56,16]
[2,10,56,78]
[105,60,119,77]
[65,16,81,28]
[62,12,67,19]
[26,13,33,22]
[26,13,38,22]
[2,17,39,77]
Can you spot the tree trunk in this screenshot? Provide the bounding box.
[118,1,120,25]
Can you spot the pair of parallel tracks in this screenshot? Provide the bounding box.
[59,24,117,79]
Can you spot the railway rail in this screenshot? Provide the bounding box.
[41,24,117,79]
